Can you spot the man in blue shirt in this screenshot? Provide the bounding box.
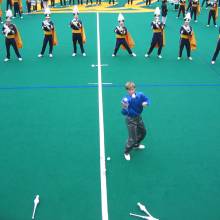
[121,82,149,161]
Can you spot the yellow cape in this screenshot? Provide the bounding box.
[52,29,58,46]
[15,30,23,48]
[121,32,135,50]
[81,27,86,44]
[189,32,197,50]
[155,29,166,48]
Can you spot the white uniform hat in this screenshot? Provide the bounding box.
[118,13,124,22]
[44,7,51,17]
[184,12,191,22]
[73,5,79,14]
[154,7,160,16]
[6,9,13,18]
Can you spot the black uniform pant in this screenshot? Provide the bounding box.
[212,39,220,61]
[60,0,66,5]
[14,2,22,17]
[6,0,12,10]
[51,0,55,6]
[208,10,216,25]
[147,33,163,55]
[86,0,93,4]
[124,116,147,154]
[96,0,101,3]
[191,7,197,20]
[27,2,31,12]
[41,35,53,55]
[5,38,21,59]
[202,0,207,7]
[179,38,191,57]
[72,33,85,53]
[113,38,132,55]
[178,5,185,18]
[128,0,133,4]
[186,1,192,11]
[109,0,115,4]
[146,0,151,5]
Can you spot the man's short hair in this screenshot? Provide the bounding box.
[125,82,135,90]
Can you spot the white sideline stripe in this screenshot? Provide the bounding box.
[88,83,113,85]
[97,12,109,220]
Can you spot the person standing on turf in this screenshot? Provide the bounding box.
[161,0,168,25]
[70,6,86,57]
[145,7,165,59]
[2,10,23,62]
[38,8,57,58]
[121,82,149,161]
[112,13,136,57]
[178,12,196,60]
[211,27,220,64]
[206,0,218,27]
[190,0,200,22]
[177,0,186,18]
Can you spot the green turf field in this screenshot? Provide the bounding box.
[0,1,220,220]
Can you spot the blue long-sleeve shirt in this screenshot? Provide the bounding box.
[121,92,149,117]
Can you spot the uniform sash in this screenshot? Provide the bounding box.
[121,32,135,50]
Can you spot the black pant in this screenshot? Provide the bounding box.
[202,0,207,7]
[72,33,85,53]
[60,0,66,5]
[128,0,133,4]
[6,0,12,10]
[51,0,55,6]
[109,0,114,4]
[191,7,197,20]
[113,38,132,55]
[86,0,93,4]
[178,5,185,18]
[212,39,220,61]
[208,10,216,25]
[96,0,101,4]
[5,38,21,59]
[14,2,22,17]
[145,0,151,5]
[124,116,147,154]
[179,38,191,57]
[147,33,163,55]
[27,2,31,12]
[41,35,53,55]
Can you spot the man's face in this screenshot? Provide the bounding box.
[128,88,135,96]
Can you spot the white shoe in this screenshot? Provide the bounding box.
[20,16,23,19]
[145,53,149,58]
[132,52,136,57]
[158,55,162,59]
[4,58,9,62]
[206,24,210,27]
[135,144,146,150]
[49,54,53,58]
[18,57,22,61]
[195,20,198,22]
[72,53,76,57]
[177,56,181,60]
[188,56,193,60]
[112,54,115,57]
[82,53,86,56]
[215,25,218,28]
[38,54,43,58]
[211,61,215,64]
[124,153,131,161]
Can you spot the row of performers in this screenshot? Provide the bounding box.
[1,7,220,64]
[173,0,218,25]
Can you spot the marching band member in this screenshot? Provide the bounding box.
[2,10,22,62]
[145,7,165,59]
[161,0,168,25]
[38,8,57,58]
[112,13,136,57]
[13,0,23,18]
[211,27,220,64]
[178,12,196,60]
[190,0,200,22]
[207,0,218,27]
[177,0,186,18]
[70,6,86,57]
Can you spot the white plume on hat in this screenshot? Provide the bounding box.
[118,13,124,22]
[73,5,79,14]
[154,7,160,16]
[184,12,191,22]
[6,9,13,18]
[44,7,51,15]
